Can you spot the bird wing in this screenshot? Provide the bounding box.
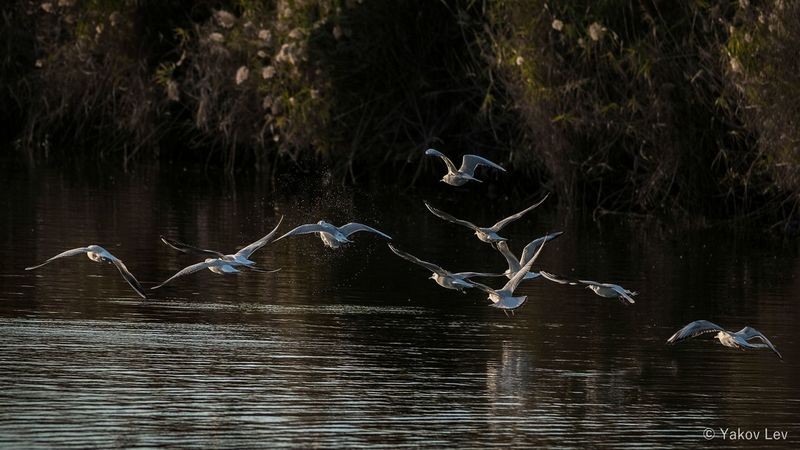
[236,216,284,259]
[502,236,547,293]
[666,320,726,344]
[467,280,496,295]
[338,223,392,240]
[425,148,458,173]
[490,194,550,232]
[458,154,506,177]
[151,260,222,289]
[388,244,446,275]
[109,259,147,299]
[25,247,90,270]
[495,241,520,274]
[454,271,506,280]
[159,236,225,258]
[612,285,636,304]
[424,202,479,231]
[538,270,578,285]
[519,231,563,266]
[275,223,328,242]
[737,327,783,359]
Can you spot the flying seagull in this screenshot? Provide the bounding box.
[388,243,503,292]
[424,194,549,245]
[538,271,637,305]
[425,148,505,186]
[152,216,283,289]
[667,320,782,359]
[25,245,147,298]
[275,221,392,249]
[496,231,563,280]
[470,233,551,313]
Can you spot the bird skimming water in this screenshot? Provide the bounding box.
[26,245,147,298]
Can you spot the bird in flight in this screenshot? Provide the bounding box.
[424,194,549,245]
[153,216,283,289]
[538,271,637,305]
[495,231,563,280]
[388,243,503,292]
[425,148,505,186]
[26,245,147,298]
[666,320,782,359]
[275,221,391,249]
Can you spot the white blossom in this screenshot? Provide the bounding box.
[235,66,250,85]
[214,10,236,29]
[588,22,606,41]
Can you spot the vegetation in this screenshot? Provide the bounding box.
[2,1,799,227]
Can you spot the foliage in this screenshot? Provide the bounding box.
[2,0,800,227]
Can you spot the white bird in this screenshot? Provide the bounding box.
[424,194,550,246]
[153,216,283,289]
[470,234,551,312]
[538,271,637,305]
[275,221,392,249]
[25,245,147,298]
[425,148,505,186]
[667,320,782,359]
[496,232,563,280]
[388,244,503,292]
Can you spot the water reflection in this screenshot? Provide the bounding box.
[0,168,798,447]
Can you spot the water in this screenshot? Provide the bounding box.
[1,167,798,447]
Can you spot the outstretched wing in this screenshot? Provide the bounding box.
[151,260,222,289]
[459,154,506,177]
[424,202,479,231]
[520,231,563,266]
[490,194,550,232]
[338,223,392,240]
[666,320,726,344]
[388,244,446,275]
[612,286,636,305]
[467,280,496,295]
[425,148,458,173]
[503,236,548,293]
[737,327,783,359]
[110,259,147,299]
[538,270,578,285]
[275,223,328,242]
[160,236,224,258]
[454,271,506,280]
[495,241,520,274]
[25,247,90,270]
[236,216,284,259]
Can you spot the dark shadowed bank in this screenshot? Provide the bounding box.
[2,1,799,229]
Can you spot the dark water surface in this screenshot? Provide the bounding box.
[1,168,798,447]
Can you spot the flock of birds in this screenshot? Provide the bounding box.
[24,149,783,359]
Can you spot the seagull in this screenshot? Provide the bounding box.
[388,243,503,292]
[470,233,551,312]
[275,221,392,249]
[424,194,549,245]
[25,245,147,298]
[425,148,505,186]
[667,320,782,359]
[152,217,283,289]
[496,231,563,280]
[538,271,637,305]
